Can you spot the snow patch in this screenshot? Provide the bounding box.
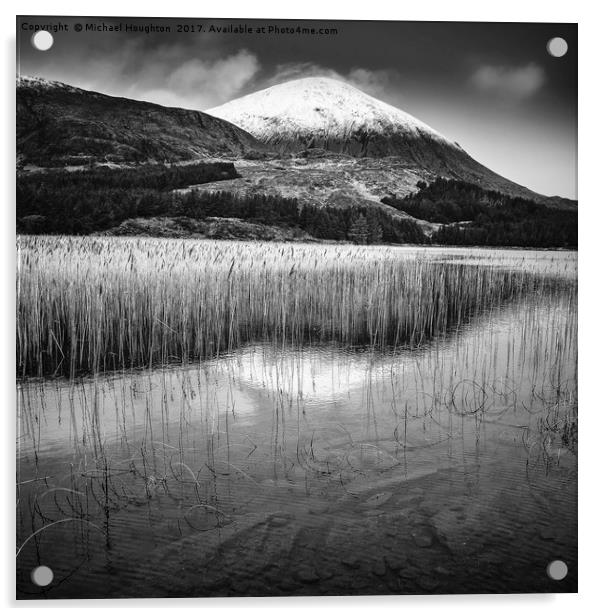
[17,75,83,94]
[207,77,460,150]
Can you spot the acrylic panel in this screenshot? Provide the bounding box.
[16,17,577,599]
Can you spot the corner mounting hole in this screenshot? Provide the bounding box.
[31,565,54,586]
[31,30,54,51]
[547,559,568,581]
[547,37,568,58]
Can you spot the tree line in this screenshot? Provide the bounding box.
[16,164,426,244]
[382,178,577,248]
[17,166,576,247]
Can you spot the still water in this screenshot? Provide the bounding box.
[16,249,577,597]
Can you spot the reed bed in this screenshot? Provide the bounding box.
[16,236,572,378]
[16,237,577,597]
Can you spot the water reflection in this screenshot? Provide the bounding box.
[16,252,577,598]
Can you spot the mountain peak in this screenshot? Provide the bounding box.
[207,76,460,156]
[17,74,82,93]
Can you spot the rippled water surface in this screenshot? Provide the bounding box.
[16,248,577,597]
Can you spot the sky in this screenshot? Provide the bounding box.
[17,17,577,199]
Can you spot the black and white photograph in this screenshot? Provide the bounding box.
[15,16,577,599]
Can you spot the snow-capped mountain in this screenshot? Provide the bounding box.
[207,77,460,157]
[207,76,575,208]
[16,75,575,209]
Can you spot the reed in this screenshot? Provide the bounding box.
[17,236,568,379]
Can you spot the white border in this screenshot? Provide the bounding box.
[2,1,598,614]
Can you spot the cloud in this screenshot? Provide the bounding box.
[263,62,401,99]
[136,50,260,110]
[347,68,396,98]
[266,62,342,85]
[32,36,401,111]
[34,42,401,111]
[470,63,545,100]
[33,42,261,111]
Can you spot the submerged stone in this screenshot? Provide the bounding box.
[308,503,330,515]
[269,512,293,527]
[385,554,408,571]
[363,491,393,508]
[538,526,557,541]
[296,566,320,583]
[411,529,434,548]
[418,576,440,591]
[341,556,361,569]
[317,567,334,580]
[372,559,387,576]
